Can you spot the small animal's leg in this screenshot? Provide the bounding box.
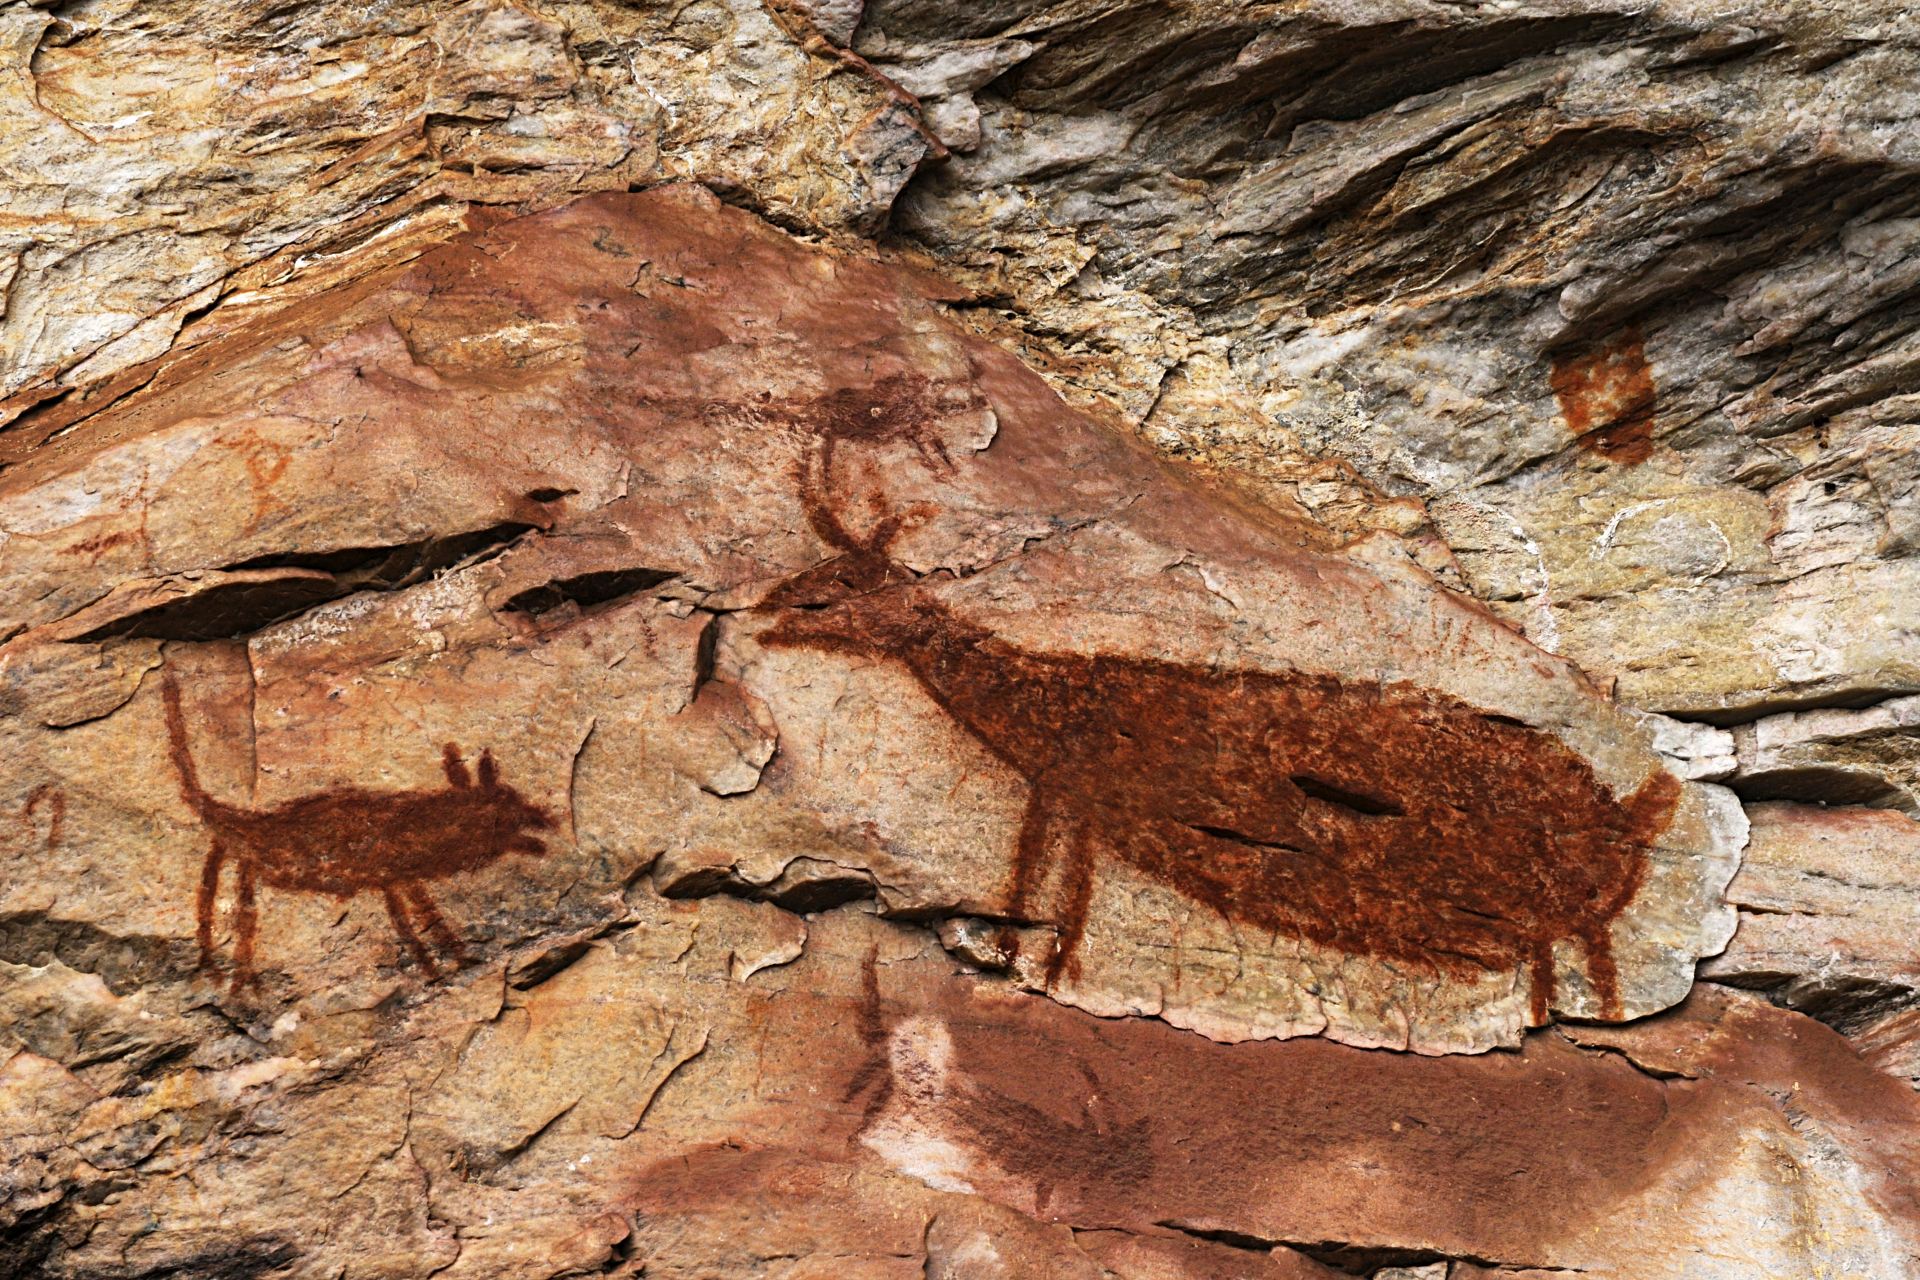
[1045,820,1097,988]
[405,884,471,972]
[383,886,440,978]
[229,858,260,996]
[1528,941,1555,1025]
[197,841,227,973]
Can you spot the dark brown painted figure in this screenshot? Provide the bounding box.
[760,377,1681,1022]
[160,670,554,991]
[1550,327,1658,466]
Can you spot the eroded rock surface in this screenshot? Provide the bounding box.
[3,1,1917,1275]
[1,188,1738,1056]
[868,0,1920,727]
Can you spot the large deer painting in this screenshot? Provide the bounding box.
[756,376,1680,1022]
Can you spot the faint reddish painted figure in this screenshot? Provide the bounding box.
[844,947,1152,1210]
[759,376,1681,1021]
[161,670,555,991]
[1551,327,1658,465]
[21,783,64,850]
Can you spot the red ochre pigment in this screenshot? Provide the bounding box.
[763,376,1681,1022]
[162,669,554,992]
[1551,327,1658,466]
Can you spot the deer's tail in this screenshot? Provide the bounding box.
[1597,769,1683,922]
[159,666,216,820]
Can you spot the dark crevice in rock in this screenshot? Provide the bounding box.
[501,566,677,617]
[1553,1029,1697,1082]
[231,519,537,589]
[59,1238,301,1279]
[653,861,879,916]
[0,913,200,997]
[1661,686,1920,729]
[1153,1221,1576,1275]
[1289,774,1404,817]
[1729,766,1914,812]
[1702,973,1920,1038]
[70,571,344,645]
[73,521,539,643]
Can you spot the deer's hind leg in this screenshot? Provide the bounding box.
[404,884,471,972]
[383,886,440,978]
[1044,818,1097,987]
[1528,940,1556,1026]
[1583,924,1624,1022]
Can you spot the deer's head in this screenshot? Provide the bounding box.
[756,375,982,657]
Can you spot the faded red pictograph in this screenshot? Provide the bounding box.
[161,668,555,992]
[843,947,1152,1211]
[1550,327,1658,466]
[18,783,64,850]
[759,376,1681,1021]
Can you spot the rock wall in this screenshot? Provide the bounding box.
[1,3,1916,1277]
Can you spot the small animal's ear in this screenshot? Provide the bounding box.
[443,744,471,788]
[477,749,499,790]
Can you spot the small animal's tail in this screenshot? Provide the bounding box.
[159,666,215,819]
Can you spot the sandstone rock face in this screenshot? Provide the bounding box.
[1705,802,1920,1085]
[2,2,1917,1277]
[0,188,1738,1057]
[872,0,1920,730]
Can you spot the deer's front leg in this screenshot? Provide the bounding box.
[1046,818,1097,987]
[196,841,226,972]
[228,857,260,996]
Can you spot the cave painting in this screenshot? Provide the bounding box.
[845,948,1152,1210]
[1550,326,1658,466]
[759,377,1682,1022]
[19,783,64,851]
[161,669,554,992]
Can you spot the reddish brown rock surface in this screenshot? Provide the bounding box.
[0,186,1739,1052]
[0,186,1910,1277]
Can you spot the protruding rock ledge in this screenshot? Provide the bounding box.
[0,187,1742,1053]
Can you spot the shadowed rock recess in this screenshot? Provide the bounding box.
[1,4,1917,1278]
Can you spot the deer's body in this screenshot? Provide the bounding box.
[161,671,553,990]
[759,375,1681,1021]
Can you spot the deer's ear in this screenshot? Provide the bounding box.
[477,749,499,790]
[442,744,471,788]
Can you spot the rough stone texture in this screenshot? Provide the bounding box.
[2,0,1917,1275]
[868,0,1920,728]
[0,0,931,435]
[0,188,1739,1056]
[1703,801,1920,1085]
[1729,694,1920,813]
